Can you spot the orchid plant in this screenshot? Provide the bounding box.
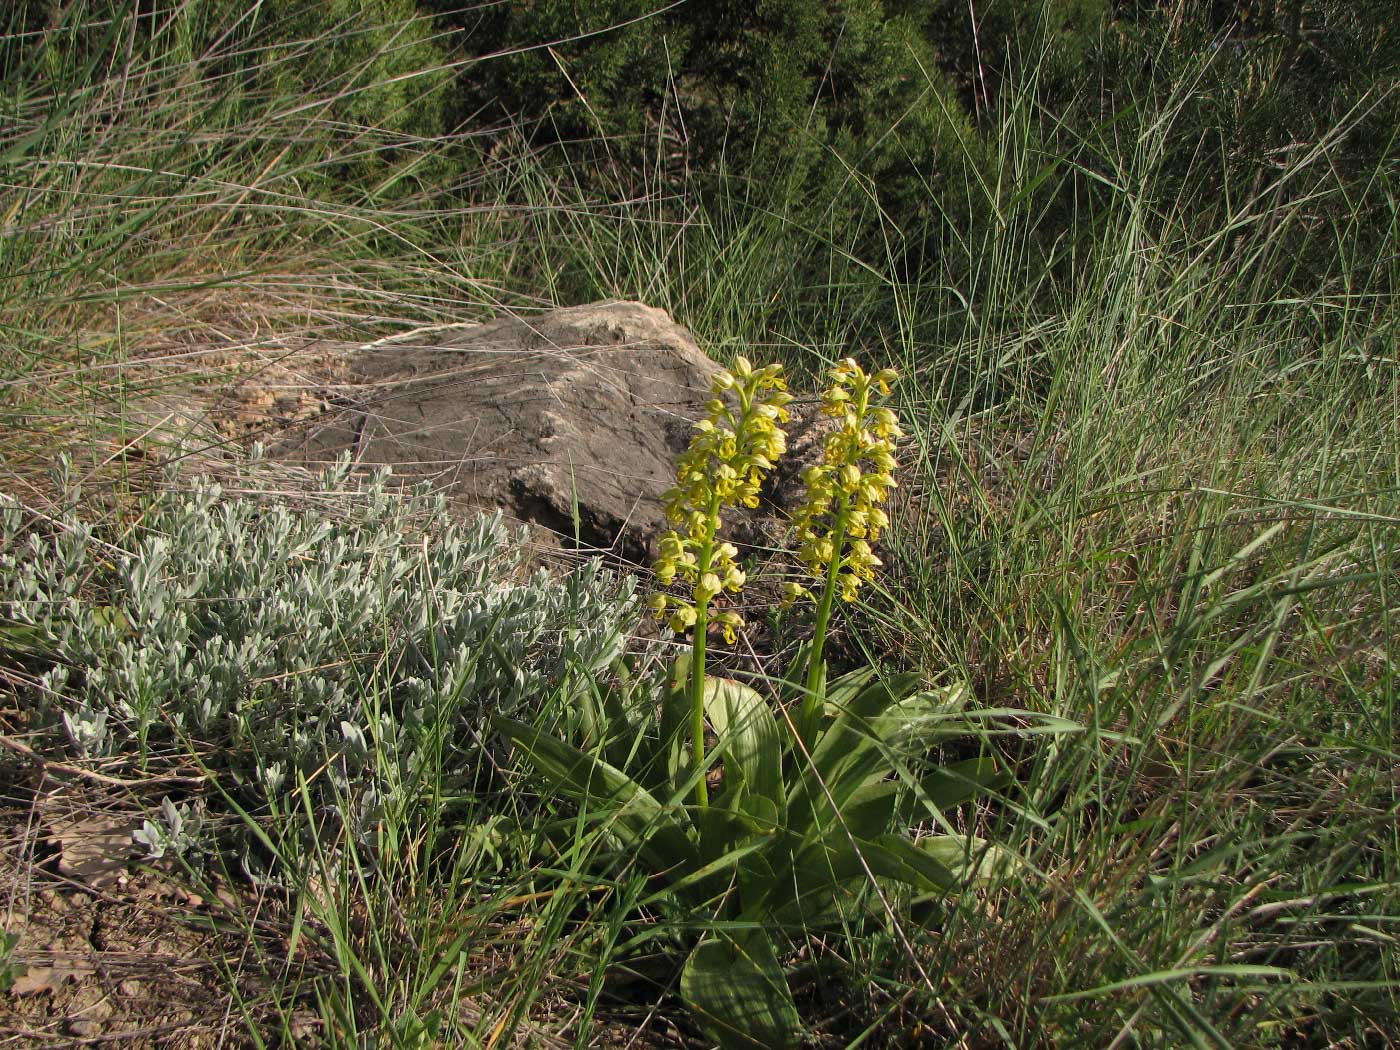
[493,357,1008,1049]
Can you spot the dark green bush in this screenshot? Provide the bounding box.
[442,1,1000,267]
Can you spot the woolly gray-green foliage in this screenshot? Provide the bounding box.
[1,455,638,862]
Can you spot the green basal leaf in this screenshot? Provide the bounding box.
[863,833,966,892]
[660,652,693,790]
[781,830,992,909]
[777,638,816,707]
[734,793,782,906]
[820,664,879,717]
[842,757,1006,834]
[640,834,771,911]
[907,757,1007,815]
[703,676,785,819]
[491,714,699,876]
[918,833,1013,886]
[697,802,761,865]
[681,932,800,1050]
[865,681,976,751]
[831,780,902,840]
[788,671,926,831]
[597,665,648,770]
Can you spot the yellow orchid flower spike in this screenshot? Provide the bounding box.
[650,357,791,806]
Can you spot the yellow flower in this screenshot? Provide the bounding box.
[781,580,811,607]
[669,604,698,633]
[839,574,860,603]
[788,357,901,604]
[713,610,743,644]
[650,356,791,641]
[695,572,723,606]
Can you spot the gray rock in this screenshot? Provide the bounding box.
[277,301,727,561]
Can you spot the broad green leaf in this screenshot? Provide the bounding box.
[491,715,698,875]
[696,802,768,868]
[681,932,800,1050]
[733,793,782,907]
[768,828,1011,923]
[704,676,785,817]
[596,665,649,770]
[918,834,1012,887]
[837,779,904,839]
[660,653,693,789]
[640,836,771,911]
[843,757,1005,835]
[820,664,879,716]
[783,831,991,906]
[865,682,976,751]
[865,833,966,892]
[789,672,937,830]
[782,832,944,899]
[777,639,817,706]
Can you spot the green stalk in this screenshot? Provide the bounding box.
[799,379,870,743]
[800,496,849,743]
[688,386,758,808]
[689,491,721,811]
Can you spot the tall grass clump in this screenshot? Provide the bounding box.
[840,49,1400,1049]
[1,0,545,496]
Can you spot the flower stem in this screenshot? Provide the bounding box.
[689,492,721,811]
[800,495,849,743]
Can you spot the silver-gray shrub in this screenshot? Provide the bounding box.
[1,454,637,860]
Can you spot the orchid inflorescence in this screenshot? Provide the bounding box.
[785,358,902,607]
[649,354,902,755]
[649,356,792,644]
[648,353,903,788]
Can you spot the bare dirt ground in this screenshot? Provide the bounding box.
[0,761,254,1046]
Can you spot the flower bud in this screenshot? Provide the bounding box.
[695,573,722,606]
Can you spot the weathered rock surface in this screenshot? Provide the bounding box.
[277,301,728,560]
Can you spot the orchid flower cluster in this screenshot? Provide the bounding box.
[649,356,792,645]
[785,359,902,607]
[651,354,901,768]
